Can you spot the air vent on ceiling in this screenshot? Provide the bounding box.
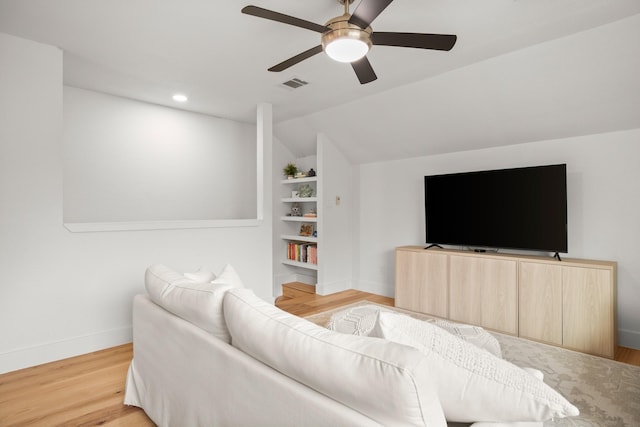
[281,77,309,89]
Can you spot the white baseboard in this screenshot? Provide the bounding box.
[354,279,394,298]
[0,326,132,374]
[317,279,351,296]
[619,328,640,350]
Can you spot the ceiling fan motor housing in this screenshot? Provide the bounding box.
[321,14,373,61]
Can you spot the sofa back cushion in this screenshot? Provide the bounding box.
[145,264,244,342]
[223,288,447,427]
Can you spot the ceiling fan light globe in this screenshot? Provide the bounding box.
[321,17,372,63]
[325,38,369,63]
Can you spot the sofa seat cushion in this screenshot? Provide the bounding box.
[371,311,579,423]
[145,264,244,342]
[223,288,447,427]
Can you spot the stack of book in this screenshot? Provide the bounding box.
[287,242,318,265]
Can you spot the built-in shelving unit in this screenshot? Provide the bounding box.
[274,137,353,297]
[280,176,318,272]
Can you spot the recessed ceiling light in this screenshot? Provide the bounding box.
[172,94,188,102]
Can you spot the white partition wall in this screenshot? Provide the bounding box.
[0,33,273,373]
[317,134,353,295]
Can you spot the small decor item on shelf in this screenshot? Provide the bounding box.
[307,168,316,177]
[295,171,306,178]
[303,208,317,218]
[283,162,297,179]
[298,184,314,198]
[291,190,299,198]
[290,203,302,216]
[299,223,314,237]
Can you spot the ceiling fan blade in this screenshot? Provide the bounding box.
[241,5,328,33]
[349,0,394,29]
[268,45,324,72]
[372,32,457,51]
[351,56,377,84]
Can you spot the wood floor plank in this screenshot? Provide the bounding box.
[2,363,131,425]
[0,344,154,427]
[615,346,640,366]
[0,289,637,426]
[276,289,394,316]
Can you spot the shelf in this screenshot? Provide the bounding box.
[281,176,317,184]
[282,259,318,271]
[281,197,317,203]
[281,234,318,243]
[281,216,317,223]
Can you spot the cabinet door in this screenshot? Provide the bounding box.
[449,255,518,335]
[395,250,448,318]
[518,262,563,345]
[563,266,615,358]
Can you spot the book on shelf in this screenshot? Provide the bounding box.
[286,242,318,265]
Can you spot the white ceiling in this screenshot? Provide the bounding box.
[1,0,639,163]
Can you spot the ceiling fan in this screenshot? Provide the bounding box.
[241,0,457,84]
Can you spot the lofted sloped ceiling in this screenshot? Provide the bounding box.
[275,13,640,163]
[1,0,639,164]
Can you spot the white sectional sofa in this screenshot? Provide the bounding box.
[124,264,579,427]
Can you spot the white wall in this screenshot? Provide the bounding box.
[0,33,273,374]
[355,130,640,348]
[317,134,353,295]
[64,87,257,223]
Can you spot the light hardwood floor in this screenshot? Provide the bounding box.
[0,289,638,426]
[0,343,153,426]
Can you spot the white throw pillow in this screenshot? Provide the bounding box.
[145,264,244,342]
[370,311,579,423]
[223,288,447,427]
[431,318,502,358]
[211,263,245,289]
[327,304,502,358]
[522,367,545,381]
[183,267,216,283]
[327,304,396,335]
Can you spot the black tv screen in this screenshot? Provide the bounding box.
[425,164,567,253]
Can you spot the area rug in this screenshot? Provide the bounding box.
[305,302,640,427]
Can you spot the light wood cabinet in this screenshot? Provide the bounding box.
[395,246,617,358]
[449,255,518,335]
[519,262,563,346]
[395,250,448,318]
[562,266,616,358]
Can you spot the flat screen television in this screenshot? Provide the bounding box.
[424,164,567,253]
